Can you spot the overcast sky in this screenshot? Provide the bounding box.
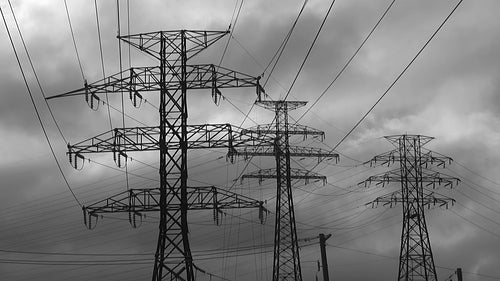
[1,0,500,280]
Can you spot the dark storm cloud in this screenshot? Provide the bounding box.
[1,0,500,280]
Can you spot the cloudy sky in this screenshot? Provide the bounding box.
[1,0,500,280]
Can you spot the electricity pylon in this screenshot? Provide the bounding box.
[230,100,339,281]
[48,29,270,281]
[360,135,460,281]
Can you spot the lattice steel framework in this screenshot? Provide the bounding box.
[48,30,267,281]
[361,135,460,281]
[231,100,338,281]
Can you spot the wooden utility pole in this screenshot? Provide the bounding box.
[457,268,463,281]
[319,233,332,281]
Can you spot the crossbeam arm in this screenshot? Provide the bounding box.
[47,64,264,101]
[119,30,229,60]
[242,123,325,141]
[367,190,456,209]
[359,169,460,188]
[66,124,274,169]
[365,149,453,168]
[83,186,267,229]
[230,145,339,162]
[241,168,327,185]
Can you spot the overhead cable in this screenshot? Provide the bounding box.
[1,7,82,207]
[312,0,465,170]
[295,0,397,123]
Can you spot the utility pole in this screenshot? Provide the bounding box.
[231,100,338,281]
[360,134,459,281]
[48,29,270,281]
[319,233,332,281]
[456,268,463,281]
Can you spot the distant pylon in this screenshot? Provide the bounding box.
[360,134,460,281]
[231,100,338,281]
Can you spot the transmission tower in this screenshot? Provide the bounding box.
[230,100,339,281]
[360,134,460,281]
[48,29,271,281]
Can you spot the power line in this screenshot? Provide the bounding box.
[93,0,113,131]
[262,0,309,86]
[7,0,68,144]
[283,0,337,101]
[312,0,464,170]
[450,209,500,240]
[451,162,500,193]
[295,0,396,123]
[219,0,244,66]
[62,0,85,81]
[237,0,308,128]
[1,6,82,207]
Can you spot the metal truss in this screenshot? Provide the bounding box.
[367,190,455,209]
[361,169,460,189]
[232,100,338,281]
[241,168,327,185]
[49,29,267,281]
[365,149,453,168]
[361,134,460,281]
[66,124,273,169]
[119,30,230,61]
[82,186,267,229]
[242,123,325,141]
[230,145,338,163]
[47,64,264,102]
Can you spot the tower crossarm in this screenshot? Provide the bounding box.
[47,64,264,101]
[241,168,327,185]
[230,145,339,162]
[118,30,230,60]
[359,169,460,188]
[367,190,456,209]
[256,100,307,111]
[66,124,274,169]
[82,186,267,229]
[242,123,325,141]
[366,149,453,168]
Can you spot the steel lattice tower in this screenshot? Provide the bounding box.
[231,100,338,281]
[48,30,270,281]
[361,135,460,281]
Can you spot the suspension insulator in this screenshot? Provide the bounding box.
[113,150,128,168]
[211,87,223,106]
[69,151,85,170]
[85,89,101,111]
[256,76,266,102]
[213,207,219,226]
[112,133,128,168]
[213,208,225,226]
[129,211,143,228]
[83,207,98,230]
[130,90,143,108]
[259,205,268,224]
